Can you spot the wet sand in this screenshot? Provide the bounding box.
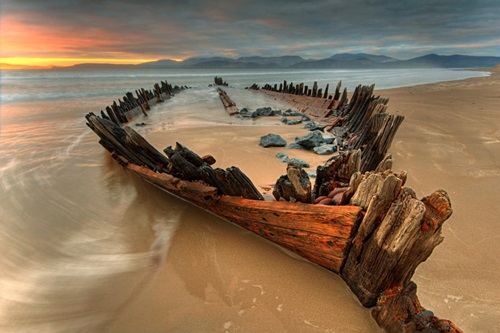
[106,69,499,332]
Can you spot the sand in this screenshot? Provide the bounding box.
[107,69,499,332]
[382,69,500,331]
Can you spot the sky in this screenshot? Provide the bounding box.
[1,0,499,67]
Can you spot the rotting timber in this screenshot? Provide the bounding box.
[217,88,239,115]
[85,79,462,333]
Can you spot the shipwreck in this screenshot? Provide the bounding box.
[85,76,462,333]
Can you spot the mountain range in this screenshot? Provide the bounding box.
[55,53,500,70]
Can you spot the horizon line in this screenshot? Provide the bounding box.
[1,52,499,70]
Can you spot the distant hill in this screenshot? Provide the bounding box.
[236,55,305,67]
[290,53,500,69]
[329,53,397,63]
[181,59,279,69]
[136,59,182,69]
[0,63,51,70]
[394,54,500,68]
[52,63,136,70]
[290,57,381,69]
[49,53,500,70]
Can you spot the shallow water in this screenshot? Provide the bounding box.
[0,68,488,332]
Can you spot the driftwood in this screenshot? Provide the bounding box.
[86,78,461,333]
[217,88,239,115]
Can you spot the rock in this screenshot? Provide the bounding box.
[314,195,328,204]
[317,198,333,205]
[276,152,289,163]
[273,163,312,203]
[303,122,316,130]
[271,109,283,116]
[254,107,273,117]
[313,144,338,155]
[260,133,287,147]
[202,155,216,165]
[286,118,303,125]
[306,170,317,178]
[238,108,254,118]
[301,115,311,122]
[322,135,336,144]
[281,116,288,123]
[295,130,325,149]
[283,109,304,117]
[288,158,310,168]
[286,142,306,150]
[303,122,328,131]
[135,122,146,127]
[330,126,348,138]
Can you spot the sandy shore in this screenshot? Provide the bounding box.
[112,70,499,332]
[381,68,500,332]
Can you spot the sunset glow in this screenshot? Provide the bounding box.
[0,12,162,68]
[0,0,498,69]
[0,57,159,68]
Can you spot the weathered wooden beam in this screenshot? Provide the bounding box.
[342,187,453,307]
[217,88,239,115]
[334,81,342,101]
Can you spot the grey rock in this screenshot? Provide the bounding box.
[303,121,315,130]
[330,126,348,138]
[260,133,287,147]
[285,142,306,150]
[306,170,317,178]
[288,158,310,168]
[313,144,338,155]
[286,118,303,125]
[276,152,289,162]
[281,116,288,123]
[304,121,328,131]
[254,107,273,117]
[271,109,283,116]
[283,109,304,117]
[322,135,336,145]
[295,130,325,149]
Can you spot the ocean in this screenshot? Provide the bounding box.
[0,68,489,332]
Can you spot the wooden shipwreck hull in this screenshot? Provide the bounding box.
[85,79,462,333]
[128,163,361,272]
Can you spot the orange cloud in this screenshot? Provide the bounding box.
[0,13,160,66]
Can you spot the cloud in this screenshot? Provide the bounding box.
[1,0,499,64]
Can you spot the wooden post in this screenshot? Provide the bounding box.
[334,81,342,101]
[342,187,453,306]
[323,84,329,99]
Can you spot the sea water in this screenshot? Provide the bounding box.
[0,68,488,332]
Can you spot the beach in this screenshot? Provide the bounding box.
[0,68,498,332]
[104,69,500,332]
[383,69,500,331]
